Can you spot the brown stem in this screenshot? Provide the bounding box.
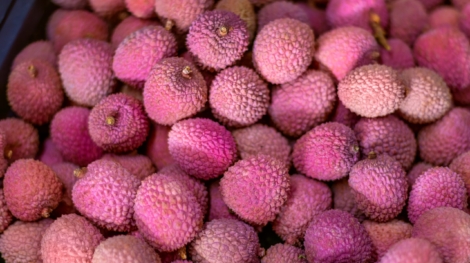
[368,151,377,159]
[165,20,174,31]
[218,26,228,36]
[28,65,37,78]
[182,66,192,79]
[73,167,87,178]
[106,116,115,126]
[369,12,390,51]
[41,207,52,218]
[4,147,12,160]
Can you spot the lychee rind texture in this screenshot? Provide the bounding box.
[349,155,409,222]
[88,93,149,153]
[168,118,237,180]
[413,27,470,91]
[232,124,291,167]
[209,66,269,127]
[8,59,64,125]
[380,238,443,263]
[0,118,39,163]
[0,189,12,233]
[189,218,260,263]
[208,181,236,221]
[389,0,428,45]
[51,0,87,9]
[41,214,104,263]
[51,162,79,215]
[418,107,470,166]
[272,174,332,245]
[134,173,203,251]
[412,207,470,263]
[326,0,388,32]
[89,0,126,17]
[314,26,379,81]
[304,209,373,263]
[143,57,208,125]
[407,162,432,186]
[429,6,460,29]
[12,40,57,69]
[379,38,415,70]
[50,107,104,166]
[4,159,63,221]
[338,64,405,118]
[72,159,141,232]
[261,244,307,263]
[154,0,214,32]
[220,155,290,226]
[450,151,470,200]
[113,25,177,89]
[59,38,115,107]
[362,220,412,260]
[215,0,256,42]
[145,123,175,170]
[354,115,417,170]
[0,219,52,263]
[329,101,360,128]
[407,167,467,224]
[257,1,309,31]
[187,10,249,71]
[111,16,159,49]
[101,153,155,180]
[48,10,109,53]
[92,235,161,263]
[253,18,314,84]
[460,3,470,39]
[269,70,337,137]
[398,67,453,124]
[38,137,64,167]
[125,0,155,18]
[292,122,360,181]
[332,178,365,220]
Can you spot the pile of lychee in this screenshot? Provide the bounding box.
[1,0,470,262]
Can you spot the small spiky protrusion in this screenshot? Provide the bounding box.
[182,66,192,79]
[106,116,115,125]
[370,12,390,51]
[28,65,37,78]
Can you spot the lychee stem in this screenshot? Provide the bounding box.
[41,207,52,218]
[28,65,37,78]
[165,20,174,31]
[178,247,187,260]
[73,167,87,178]
[368,151,377,159]
[4,148,12,160]
[106,116,116,126]
[352,145,360,153]
[369,12,390,51]
[182,66,192,79]
[218,26,228,36]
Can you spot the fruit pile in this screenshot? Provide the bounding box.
[1,0,470,262]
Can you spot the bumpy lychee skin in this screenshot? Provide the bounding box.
[113,25,177,89]
[363,220,412,260]
[407,162,432,186]
[0,118,39,163]
[143,57,207,125]
[208,181,237,221]
[453,0,470,8]
[273,175,332,245]
[0,219,52,263]
[159,164,209,215]
[338,64,405,118]
[450,151,470,200]
[168,118,237,180]
[220,155,290,226]
[0,190,12,233]
[4,159,62,221]
[429,6,460,29]
[47,10,109,53]
[379,39,415,70]
[329,101,360,128]
[253,18,314,84]
[297,3,330,35]
[292,122,360,181]
[417,0,444,9]
[89,0,126,17]
[72,160,141,231]
[51,162,79,215]
[326,0,388,32]
[262,244,307,263]
[125,0,155,18]
[210,66,269,127]
[12,40,57,69]
[189,219,261,263]
[51,0,87,9]
[381,238,443,263]
[349,155,408,222]
[38,138,64,167]
[413,27,470,91]
[269,70,336,137]
[146,123,175,170]
[187,10,249,71]
[332,178,365,220]
[134,173,204,251]
[408,167,467,224]
[460,3,470,39]
[412,207,470,263]
[154,0,213,32]
[257,1,309,31]
[50,107,104,166]
[88,93,149,153]
[111,16,159,49]
[59,38,115,107]
[0,133,8,176]
[315,26,379,81]
[418,107,470,165]
[92,235,161,263]
[102,154,155,180]
[8,59,64,125]
[232,124,291,167]
[215,0,256,42]
[41,214,104,263]
[398,67,453,124]
[304,209,373,263]
[354,115,417,170]
[389,0,428,45]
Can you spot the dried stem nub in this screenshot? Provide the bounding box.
[369,12,390,51]
[182,66,192,79]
